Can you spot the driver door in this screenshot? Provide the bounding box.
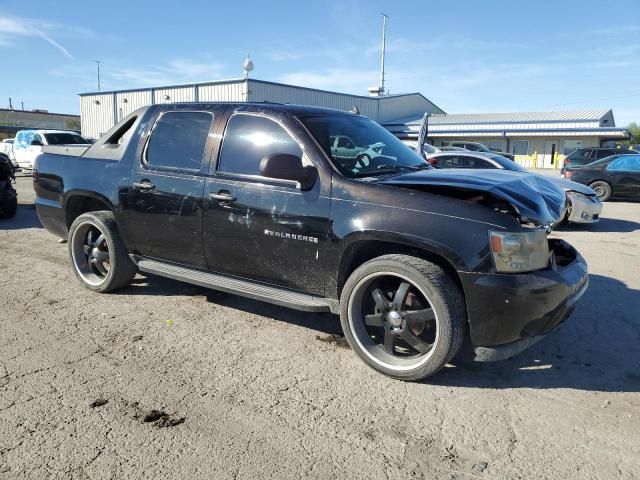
[203,112,331,295]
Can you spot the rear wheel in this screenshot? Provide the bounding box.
[589,181,612,201]
[68,211,137,292]
[340,254,465,381]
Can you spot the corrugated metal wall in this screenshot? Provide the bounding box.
[153,86,195,104]
[115,90,152,122]
[198,82,244,102]
[80,93,115,139]
[79,79,437,139]
[248,80,379,119]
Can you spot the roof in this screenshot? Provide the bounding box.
[140,102,365,116]
[78,77,434,103]
[0,108,79,118]
[388,109,612,126]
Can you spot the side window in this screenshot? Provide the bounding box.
[146,111,212,170]
[581,149,593,160]
[469,157,493,168]
[337,137,351,148]
[218,114,303,176]
[608,155,640,172]
[439,155,460,168]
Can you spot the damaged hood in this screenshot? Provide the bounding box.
[378,169,567,226]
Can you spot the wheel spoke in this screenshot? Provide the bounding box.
[383,330,397,354]
[94,250,109,262]
[364,313,384,327]
[404,308,435,323]
[93,234,105,247]
[93,260,108,276]
[371,288,390,311]
[392,282,411,309]
[83,244,90,255]
[400,329,431,354]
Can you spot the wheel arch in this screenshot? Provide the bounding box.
[335,234,466,300]
[64,190,114,228]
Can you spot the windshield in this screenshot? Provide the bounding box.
[300,114,430,178]
[44,133,89,145]
[488,154,527,172]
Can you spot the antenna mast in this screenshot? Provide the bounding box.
[380,13,387,95]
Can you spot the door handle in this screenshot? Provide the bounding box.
[209,191,236,202]
[133,181,155,190]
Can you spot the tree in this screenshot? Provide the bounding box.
[628,122,640,145]
[65,119,81,131]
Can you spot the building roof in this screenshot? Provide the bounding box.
[387,109,613,126]
[0,108,79,118]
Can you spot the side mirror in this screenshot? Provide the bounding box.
[30,139,43,146]
[260,153,318,190]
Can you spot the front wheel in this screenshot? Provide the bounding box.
[589,181,612,201]
[340,254,466,381]
[68,211,137,292]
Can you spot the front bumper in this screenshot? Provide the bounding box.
[459,239,588,361]
[568,194,602,223]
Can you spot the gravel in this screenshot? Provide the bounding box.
[1,175,639,479]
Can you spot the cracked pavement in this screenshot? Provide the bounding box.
[1,176,639,479]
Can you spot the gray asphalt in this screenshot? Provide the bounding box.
[1,175,639,479]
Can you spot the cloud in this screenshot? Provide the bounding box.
[107,59,227,89]
[0,15,75,59]
[279,68,380,93]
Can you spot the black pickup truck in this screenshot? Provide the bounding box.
[33,103,588,381]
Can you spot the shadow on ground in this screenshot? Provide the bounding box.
[436,273,640,392]
[0,205,42,230]
[558,216,640,233]
[120,271,640,393]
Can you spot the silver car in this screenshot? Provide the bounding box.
[425,151,602,224]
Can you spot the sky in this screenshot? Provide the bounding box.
[1,0,639,124]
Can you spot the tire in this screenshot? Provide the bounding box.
[0,194,17,219]
[340,254,466,381]
[589,181,612,202]
[68,211,137,292]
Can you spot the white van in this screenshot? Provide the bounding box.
[13,130,89,169]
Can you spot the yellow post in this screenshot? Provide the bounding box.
[554,151,559,169]
[532,150,538,169]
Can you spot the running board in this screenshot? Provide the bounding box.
[136,258,339,314]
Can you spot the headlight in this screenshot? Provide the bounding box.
[489,230,549,273]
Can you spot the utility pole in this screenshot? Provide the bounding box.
[380,13,388,96]
[21,101,24,111]
[94,60,103,91]
[8,98,12,110]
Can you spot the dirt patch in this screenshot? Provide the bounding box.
[315,333,350,349]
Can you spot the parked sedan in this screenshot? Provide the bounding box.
[561,147,638,177]
[426,151,602,224]
[565,153,640,201]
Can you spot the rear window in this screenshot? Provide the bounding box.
[44,133,89,145]
[146,111,213,170]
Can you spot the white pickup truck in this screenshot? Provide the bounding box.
[13,130,89,170]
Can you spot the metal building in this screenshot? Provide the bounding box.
[0,108,80,140]
[384,109,630,169]
[79,78,445,140]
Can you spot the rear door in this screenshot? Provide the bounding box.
[203,112,331,295]
[126,108,221,269]
[605,155,640,196]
